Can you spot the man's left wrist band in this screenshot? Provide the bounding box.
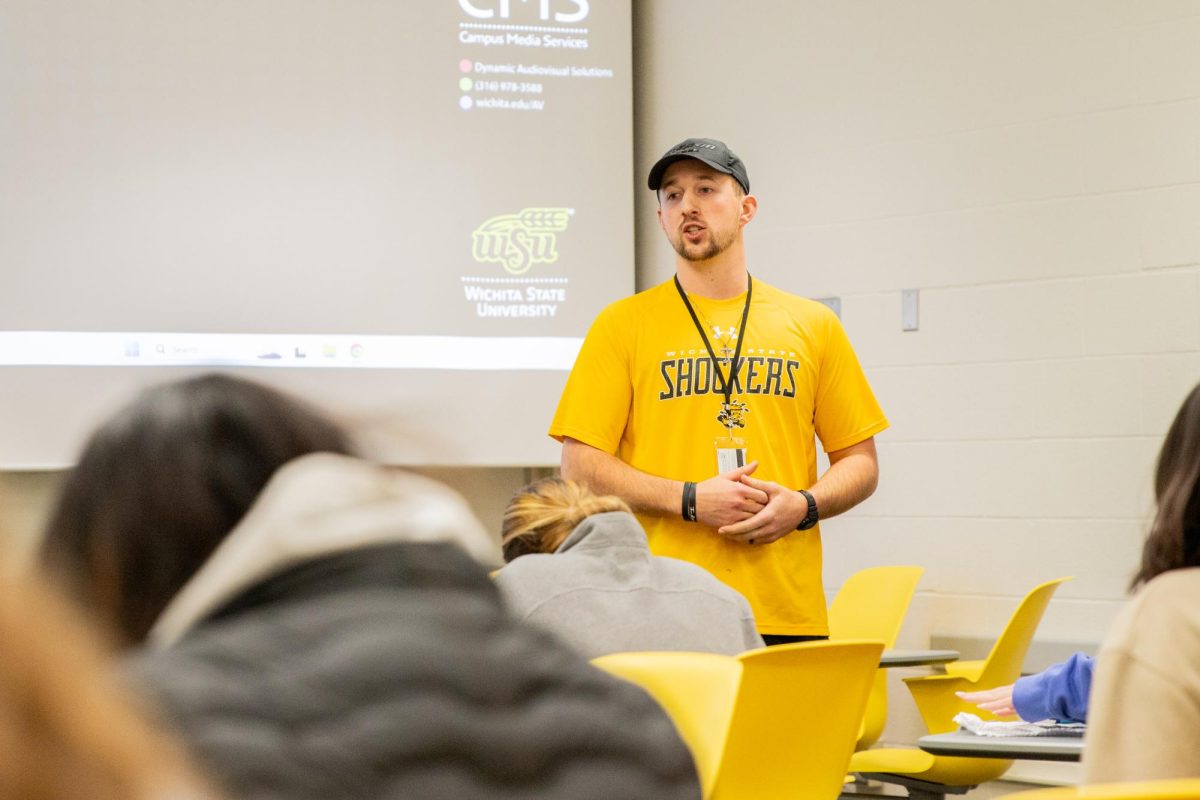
[682,481,698,522]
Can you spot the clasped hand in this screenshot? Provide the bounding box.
[694,463,806,545]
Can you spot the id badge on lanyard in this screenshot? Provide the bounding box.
[715,435,747,473]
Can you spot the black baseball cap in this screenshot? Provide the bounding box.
[647,137,750,194]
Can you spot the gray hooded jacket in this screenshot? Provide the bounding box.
[496,511,764,659]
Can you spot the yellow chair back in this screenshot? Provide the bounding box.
[852,576,1072,788]
[827,565,924,749]
[1004,779,1200,800]
[907,576,1073,736]
[942,575,1072,684]
[713,639,884,800]
[592,651,741,799]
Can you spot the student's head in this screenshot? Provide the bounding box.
[40,373,355,644]
[500,478,630,563]
[1133,381,1200,588]
[0,569,216,800]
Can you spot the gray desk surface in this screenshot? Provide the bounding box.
[879,649,960,668]
[917,730,1084,762]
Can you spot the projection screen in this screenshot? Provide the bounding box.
[0,0,633,467]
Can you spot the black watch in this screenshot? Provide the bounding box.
[795,489,819,531]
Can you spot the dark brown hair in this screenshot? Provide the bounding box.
[1132,382,1200,589]
[501,477,631,563]
[40,374,354,644]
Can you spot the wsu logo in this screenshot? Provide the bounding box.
[471,207,572,275]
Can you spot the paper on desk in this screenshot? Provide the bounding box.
[953,712,1087,738]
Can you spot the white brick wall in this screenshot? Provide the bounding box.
[636,0,1200,758]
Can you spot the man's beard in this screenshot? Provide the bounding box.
[672,226,736,262]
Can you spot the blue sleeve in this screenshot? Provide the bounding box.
[1011,652,1094,723]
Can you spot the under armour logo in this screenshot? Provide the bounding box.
[712,325,738,340]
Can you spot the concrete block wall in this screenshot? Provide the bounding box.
[634,0,1200,769]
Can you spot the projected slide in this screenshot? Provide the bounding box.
[0,1,633,465]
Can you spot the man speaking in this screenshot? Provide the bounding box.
[549,138,888,644]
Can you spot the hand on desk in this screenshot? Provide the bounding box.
[957,685,1017,718]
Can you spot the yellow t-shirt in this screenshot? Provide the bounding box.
[549,277,889,635]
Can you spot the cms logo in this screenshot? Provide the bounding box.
[471,207,573,275]
[458,0,588,24]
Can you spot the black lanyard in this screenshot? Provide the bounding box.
[673,273,753,409]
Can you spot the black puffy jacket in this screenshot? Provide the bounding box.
[126,456,699,800]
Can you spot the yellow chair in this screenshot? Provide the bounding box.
[714,639,884,800]
[1004,779,1200,800]
[851,576,1072,796]
[592,651,741,799]
[827,565,925,749]
[597,641,884,800]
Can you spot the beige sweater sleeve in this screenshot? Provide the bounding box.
[1083,570,1200,783]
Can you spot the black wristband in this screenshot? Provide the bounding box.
[795,488,819,531]
[681,481,698,522]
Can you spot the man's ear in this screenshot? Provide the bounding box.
[739,194,758,226]
[657,204,667,233]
